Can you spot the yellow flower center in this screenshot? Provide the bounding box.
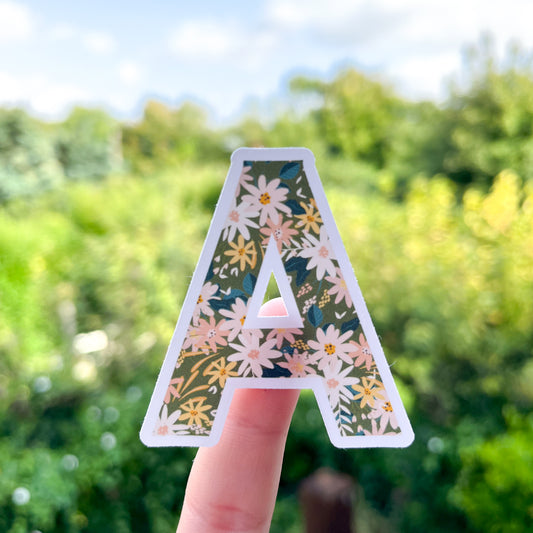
[384,402,393,412]
[238,248,246,256]
[324,343,335,355]
[220,368,226,375]
[364,388,371,396]
[197,295,203,304]
[240,315,246,326]
[190,409,198,417]
[260,192,271,205]
[306,215,315,222]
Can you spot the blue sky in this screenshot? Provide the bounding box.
[1,0,533,123]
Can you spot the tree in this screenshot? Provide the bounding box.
[444,36,533,185]
[55,108,122,181]
[122,101,224,172]
[290,69,403,166]
[0,109,63,201]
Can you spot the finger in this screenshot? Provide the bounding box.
[177,298,300,533]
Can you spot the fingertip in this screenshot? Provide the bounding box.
[259,297,287,317]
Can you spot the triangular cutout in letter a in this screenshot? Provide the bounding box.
[243,236,304,330]
[140,148,414,449]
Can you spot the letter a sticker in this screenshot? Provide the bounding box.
[140,148,414,448]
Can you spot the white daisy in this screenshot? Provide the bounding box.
[228,330,281,377]
[223,199,259,242]
[192,282,219,325]
[219,298,252,341]
[308,324,354,371]
[155,405,191,436]
[322,359,360,408]
[299,225,336,280]
[242,174,292,225]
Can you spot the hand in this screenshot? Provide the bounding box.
[176,299,299,533]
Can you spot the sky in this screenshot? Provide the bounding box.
[1,0,533,123]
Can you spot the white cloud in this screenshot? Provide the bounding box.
[83,31,116,54]
[169,19,239,59]
[48,23,76,41]
[168,18,279,73]
[264,0,533,102]
[266,0,533,51]
[0,0,33,42]
[0,70,89,116]
[386,52,460,101]
[118,60,142,84]
[265,0,407,45]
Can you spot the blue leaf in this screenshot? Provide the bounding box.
[211,298,233,312]
[225,289,246,302]
[262,364,292,378]
[279,161,301,180]
[346,385,357,396]
[307,305,323,327]
[285,256,310,286]
[285,199,305,215]
[341,317,360,335]
[243,273,256,295]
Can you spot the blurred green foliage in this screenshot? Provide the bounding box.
[1,40,533,532]
[0,109,64,201]
[0,108,121,202]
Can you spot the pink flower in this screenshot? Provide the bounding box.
[308,324,354,371]
[164,377,184,403]
[325,267,353,307]
[260,216,298,252]
[187,316,229,352]
[266,327,303,349]
[219,298,249,341]
[349,333,374,371]
[242,174,291,225]
[278,349,317,377]
[299,225,336,280]
[228,330,281,377]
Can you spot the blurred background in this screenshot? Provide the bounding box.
[1,1,533,532]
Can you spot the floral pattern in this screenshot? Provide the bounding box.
[154,160,402,438]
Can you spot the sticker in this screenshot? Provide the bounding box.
[140,148,414,448]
